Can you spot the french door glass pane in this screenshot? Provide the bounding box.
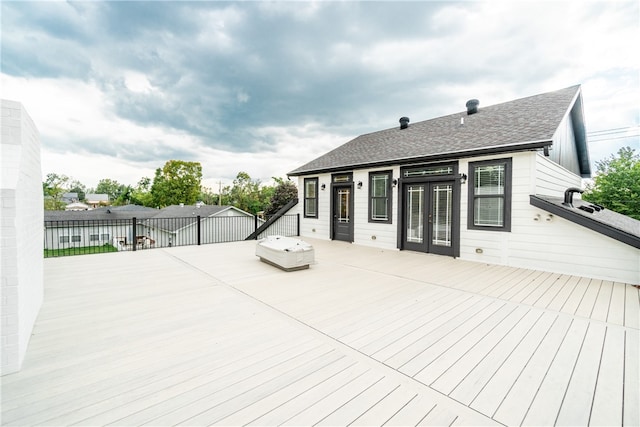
[432,184,452,247]
[407,185,424,243]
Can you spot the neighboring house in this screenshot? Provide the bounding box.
[138,204,258,247]
[288,85,639,284]
[61,192,79,204]
[85,193,109,208]
[44,205,159,250]
[65,202,89,211]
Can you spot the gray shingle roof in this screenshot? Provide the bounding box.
[289,85,582,176]
[44,204,159,222]
[143,205,252,232]
[150,204,231,219]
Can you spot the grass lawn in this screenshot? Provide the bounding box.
[44,244,119,258]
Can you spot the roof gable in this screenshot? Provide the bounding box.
[289,85,585,176]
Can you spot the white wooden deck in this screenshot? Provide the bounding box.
[1,238,638,426]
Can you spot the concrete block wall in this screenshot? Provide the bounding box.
[1,99,43,375]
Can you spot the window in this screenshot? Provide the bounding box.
[90,234,100,242]
[468,158,512,231]
[59,236,69,244]
[71,235,82,242]
[304,178,318,218]
[101,233,110,241]
[369,171,392,223]
[333,174,351,183]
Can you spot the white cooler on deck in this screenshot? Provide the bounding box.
[255,235,315,271]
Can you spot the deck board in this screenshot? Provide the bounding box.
[554,322,607,426]
[429,305,531,395]
[451,309,550,405]
[624,284,640,329]
[2,239,636,427]
[515,319,589,426]
[589,327,625,426]
[608,282,627,325]
[623,330,640,426]
[591,280,614,322]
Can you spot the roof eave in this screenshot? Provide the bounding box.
[289,140,552,177]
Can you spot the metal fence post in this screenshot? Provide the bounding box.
[197,215,201,246]
[254,215,258,239]
[132,217,137,251]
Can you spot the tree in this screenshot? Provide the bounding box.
[198,186,219,206]
[583,146,640,220]
[130,177,153,207]
[43,173,70,210]
[226,171,271,214]
[68,179,87,201]
[150,160,203,208]
[94,178,128,203]
[264,178,298,216]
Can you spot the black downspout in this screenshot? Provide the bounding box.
[297,213,300,236]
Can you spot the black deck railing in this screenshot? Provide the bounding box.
[44,213,300,257]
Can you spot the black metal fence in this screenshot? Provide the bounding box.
[44,213,300,257]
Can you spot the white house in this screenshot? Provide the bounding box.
[44,205,159,250]
[288,85,639,284]
[85,193,109,208]
[138,204,259,247]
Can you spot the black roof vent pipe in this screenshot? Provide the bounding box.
[563,187,584,207]
[399,117,410,129]
[466,99,479,115]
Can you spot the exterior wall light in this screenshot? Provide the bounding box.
[459,173,467,184]
[357,181,363,189]
[320,183,326,190]
[392,179,398,187]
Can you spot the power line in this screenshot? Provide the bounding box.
[589,134,640,143]
[587,125,639,136]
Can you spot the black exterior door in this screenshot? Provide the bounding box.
[402,180,457,256]
[332,184,353,242]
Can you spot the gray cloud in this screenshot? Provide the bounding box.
[2,0,638,186]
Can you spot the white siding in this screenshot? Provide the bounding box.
[296,151,638,284]
[298,174,332,241]
[459,152,535,265]
[535,153,582,196]
[508,212,639,284]
[459,151,638,284]
[43,224,132,250]
[352,168,400,250]
[298,169,400,249]
[1,100,43,375]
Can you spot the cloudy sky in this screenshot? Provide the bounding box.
[2,1,638,191]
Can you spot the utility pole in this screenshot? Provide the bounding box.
[217,181,222,206]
